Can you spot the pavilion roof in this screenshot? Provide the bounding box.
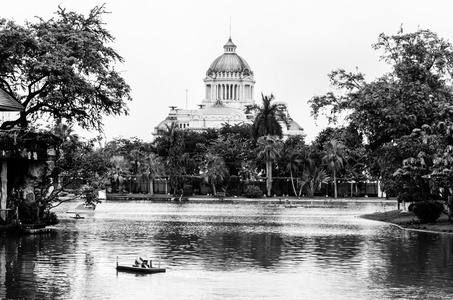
[0,88,24,111]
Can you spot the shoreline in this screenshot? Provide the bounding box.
[360,209,453,235]
[105,193,396,204]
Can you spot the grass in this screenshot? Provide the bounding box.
[361,210,453,234]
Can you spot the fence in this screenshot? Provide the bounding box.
[103,175,380,197]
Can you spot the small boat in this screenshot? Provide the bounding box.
[67,203,96,219]
[116,256,166,274]
[116,265,166,273]
[69,214,85,219]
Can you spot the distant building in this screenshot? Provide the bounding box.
[153,37,304,139]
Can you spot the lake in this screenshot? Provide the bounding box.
[1,200,453,299]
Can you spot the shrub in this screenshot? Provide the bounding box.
[244,185,263,198]
[43,211,59,225]
[412,201,444,223]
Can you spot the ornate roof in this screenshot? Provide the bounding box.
[199,103,245,116]
[206,38,253,75]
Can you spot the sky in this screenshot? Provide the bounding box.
[3,0,453,143]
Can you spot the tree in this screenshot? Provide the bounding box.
[309,28,453,197]
[8,125,111,224]
[322,140,345,198]
[284,148,302,197]
[256,135,283,196]
[143,153,165,195]
[210,123,255,176]
[393,123,453,220]
[299,165,329,198]
[250,94,285,140]
[102,137,155,193]
[278,136,313,198]
[200,153,229,195]
[154,123,187,194]
[0,5,131,131]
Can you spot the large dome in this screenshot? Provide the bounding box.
[206,38,253,76]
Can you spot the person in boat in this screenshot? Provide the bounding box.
[134,257,150,268]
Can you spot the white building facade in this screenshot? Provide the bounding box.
[153,38,304,138]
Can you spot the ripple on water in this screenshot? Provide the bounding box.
[2,201,452,300]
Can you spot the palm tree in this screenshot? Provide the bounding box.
[142,153,165,195]
[110,155,128,193]
[285,148,301,197]
[322,140,346,198]
[250,94,286,140]
[299,165,330,198]
[156,123,186,194]
[200,153,229,195]
[285,146,315,198]
[257,135,283,196]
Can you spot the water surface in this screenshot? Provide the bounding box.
[1,201,452,299]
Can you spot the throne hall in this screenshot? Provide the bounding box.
[152,37,304,138]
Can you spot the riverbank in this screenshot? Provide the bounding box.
[106,193,395,204]
[360,209,453,234]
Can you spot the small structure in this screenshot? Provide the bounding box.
[0,88,24,111]
[0,88,59,225]
[0,88,23,223]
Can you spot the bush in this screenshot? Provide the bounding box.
[244,185,263,198]
[43,211,59,225]
[412,201,444,223]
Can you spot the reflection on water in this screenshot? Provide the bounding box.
[1,201,453,299]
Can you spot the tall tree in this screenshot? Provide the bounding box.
[309,28,453,196]
[0,5,131,131]
[9,125,111,224]
[322,140,345,198]
[200,153,229,195]
[278,136,313,197]
[250,94,285,140]
[210,123,254,176]
[256,135,283,196]
[154,123,187,194]
[143,153,165,195]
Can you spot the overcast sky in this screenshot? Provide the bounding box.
[3,0,453,142]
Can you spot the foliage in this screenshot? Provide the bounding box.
[4,125,110,224]
[322,140,346,198]
[256,135,283,196]
[298,165,330,198]
[44,127,110,207]
[180,129,218,175]
[0,5,131,131]
[200,153,229,195]
[309,28,453,199]
[277,136,313,198]
[42,211,59,225]
[411,201,444,223]
[244,185,263,198]
[103,137,161,193]
[210,123,254,176]
[154,123,188,194]
[309,29,453,150]
[104,137,154,174]
[250,94,286,140]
